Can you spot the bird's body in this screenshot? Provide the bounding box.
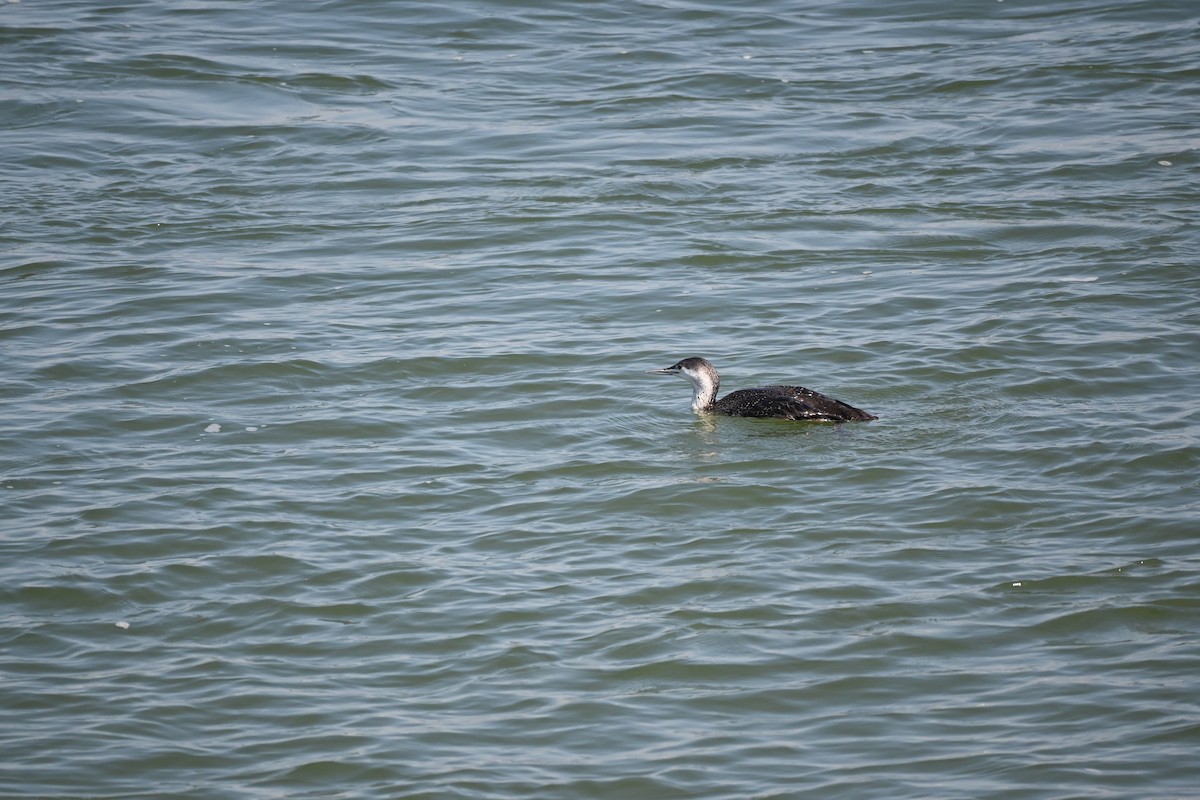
[647,357,876,422]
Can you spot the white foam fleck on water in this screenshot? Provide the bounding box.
[204,423,221,433]
[115,621,130,630]
[1059,276,1098,283]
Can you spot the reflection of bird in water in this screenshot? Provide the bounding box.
[647,357,877,422]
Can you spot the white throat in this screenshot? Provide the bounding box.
[682,368,718,412]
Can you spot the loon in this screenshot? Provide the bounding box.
[647,356,877,422]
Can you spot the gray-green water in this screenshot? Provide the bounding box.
[3,1,1199,797]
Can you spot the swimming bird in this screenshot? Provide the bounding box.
[647,356,877,422]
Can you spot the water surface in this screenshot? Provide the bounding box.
[2,1,1198,798]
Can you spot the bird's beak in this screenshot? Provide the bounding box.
[645,366,679,375]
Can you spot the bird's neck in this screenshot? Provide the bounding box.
[690,374,718,413]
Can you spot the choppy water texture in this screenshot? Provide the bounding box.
[3,1,1199,797]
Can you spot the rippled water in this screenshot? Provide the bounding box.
[3,1,1199,797]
